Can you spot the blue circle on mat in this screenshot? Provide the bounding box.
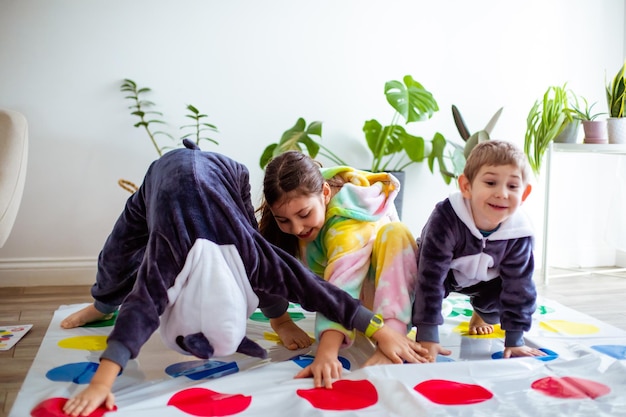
[46,362,100,384]
[591,344,626,360]
[291,354,351,370]
[165,359,239,380]
[491,348,558,361]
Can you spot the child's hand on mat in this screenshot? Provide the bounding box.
[62,383,115,416]
[419,340,451,362]
[371,326,432,363]
[294,351,343,389]
[503,345,547,358]
[63,358,119,416]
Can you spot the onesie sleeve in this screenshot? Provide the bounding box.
[247,231,374,339]
[498,236,536,347]
[413,201,457,343]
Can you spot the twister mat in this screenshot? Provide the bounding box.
[9,294,626,417]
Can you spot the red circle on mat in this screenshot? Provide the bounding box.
[296,379,378,411]
[414,379,493,405]
[31,397,116,417]
[167,387,251,416]
[531,376,611,399]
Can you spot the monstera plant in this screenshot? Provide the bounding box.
[260,75,451,184]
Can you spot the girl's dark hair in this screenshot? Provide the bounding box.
[257,151,325,256]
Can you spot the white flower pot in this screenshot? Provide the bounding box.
[607,117,626,144]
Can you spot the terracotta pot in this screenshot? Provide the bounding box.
[582,120,608,144]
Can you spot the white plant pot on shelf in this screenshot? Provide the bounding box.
[607,117,626,144]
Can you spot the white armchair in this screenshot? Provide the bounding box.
[0,108,28,248]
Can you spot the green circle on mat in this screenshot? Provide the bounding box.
[82,310,118,328]
[536,305,555,315]
[449,308,473,318]
[249,311,306,323]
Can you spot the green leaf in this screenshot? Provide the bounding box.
[384,76,439,125]
[300,136,321,159]
[260,144,278,169]
[427,132,447,174]
[400,133,425,162]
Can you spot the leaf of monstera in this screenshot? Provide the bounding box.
[384,76,439,124]
[428,132,448,178]
[400,132,426,162]
[363,119,385,158]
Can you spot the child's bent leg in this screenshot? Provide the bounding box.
[468,311,494,335]
[270,312,313,350]
[60,304,115,329]
[370,222,417,335]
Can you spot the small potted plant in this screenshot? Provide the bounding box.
[524,83,577,175]
[605,60,626,144]
[571,96,607,144]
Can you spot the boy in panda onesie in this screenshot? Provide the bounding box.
[61,140,428,417]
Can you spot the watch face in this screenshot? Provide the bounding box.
[372,316,383,326]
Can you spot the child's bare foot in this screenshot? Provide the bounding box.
[60,304,113,329]
[270,313,313,350]
[468,311,494,335]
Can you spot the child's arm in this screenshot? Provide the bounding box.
[62,359,119,416]
[294,330,344,389]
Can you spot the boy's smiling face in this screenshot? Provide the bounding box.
[458,164,531,231]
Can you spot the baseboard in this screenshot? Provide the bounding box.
[0,257,96,287]
[617,249,626,267]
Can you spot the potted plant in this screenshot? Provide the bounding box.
[524,83,577,175]
[571,96,607,144]
[444,105,503,181]
[605,60,626,144]
[259,117,346,169]
[361,75,447,177]
[260,75,450,181]
[259,75,452,218]
[119,79,219,192]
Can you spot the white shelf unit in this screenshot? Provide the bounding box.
[541,142,626,285]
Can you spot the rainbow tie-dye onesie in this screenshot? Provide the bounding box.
[299,166,418,347]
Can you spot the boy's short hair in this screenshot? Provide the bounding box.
[463,140,530,184]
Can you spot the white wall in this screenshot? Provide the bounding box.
[0,0,624,285]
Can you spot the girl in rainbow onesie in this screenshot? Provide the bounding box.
[259,150,423,389]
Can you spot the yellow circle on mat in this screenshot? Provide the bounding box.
[539,320,599,335]
[58,335,108,351]
[453,322,505,338]
[263,331,315,344]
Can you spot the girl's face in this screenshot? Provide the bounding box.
[270,183,331,242]
[458,164,531,231]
